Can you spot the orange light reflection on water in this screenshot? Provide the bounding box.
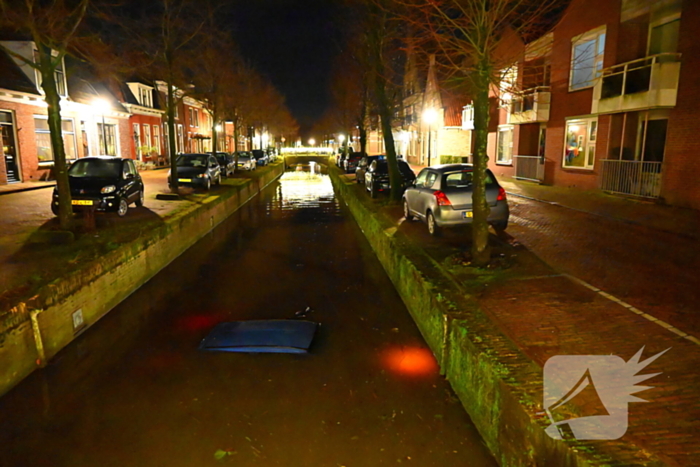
[382,346,439,377]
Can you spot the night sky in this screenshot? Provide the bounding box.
[225,0,345,136]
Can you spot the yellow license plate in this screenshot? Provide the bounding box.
[178,178,192,183]
[463,211,473,218]
[72,199,93,206]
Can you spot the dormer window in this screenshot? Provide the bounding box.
[33,48,67,97]
[127,82,155,108]
[139,87,152,107]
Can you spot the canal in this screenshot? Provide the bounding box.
[0,168,496,466]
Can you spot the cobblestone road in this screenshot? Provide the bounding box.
[506,195,700,337]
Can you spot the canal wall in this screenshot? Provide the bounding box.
[0,165,284,397]
[328,171,604,467]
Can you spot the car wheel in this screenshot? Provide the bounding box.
[370,183,378,199]
[491,220,508,233]
[135,189,144,207]
[117,198,129,217]
[204,177,211,191]
[427,211,441,236]
[216,173,222,185]
[51,203,59,216]
[403,200,414,221]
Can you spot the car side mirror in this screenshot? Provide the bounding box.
[125,173,134,180]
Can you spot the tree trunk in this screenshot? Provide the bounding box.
[374,74,401,202]
[39,48,73,230]
[166,78,179,193]
[470,65,492,267]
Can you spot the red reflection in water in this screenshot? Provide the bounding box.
[383,346,439,376]
[177,314,222,332]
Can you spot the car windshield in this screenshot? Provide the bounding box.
[69,159,122,178]
[177,155,209,167]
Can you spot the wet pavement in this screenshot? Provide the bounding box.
[0,169,496,466]
[506,194,700,337]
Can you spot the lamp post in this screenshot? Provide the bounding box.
[93,98,110,155]
[423,108,438,166]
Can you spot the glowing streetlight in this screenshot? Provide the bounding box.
[338,134,345,143]
[93,98,110,155]
[423,108,438,166]
[308,138,315,146]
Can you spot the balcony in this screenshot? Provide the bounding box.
[592,53,681,114]
[509,87,550,124]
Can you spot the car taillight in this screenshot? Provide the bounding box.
[497,187,507,201]
[434,190,452,206]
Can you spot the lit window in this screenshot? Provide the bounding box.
[497,126,513,164]
[34,117,76,162]
[570,27,606,91]
[563,117,597,169]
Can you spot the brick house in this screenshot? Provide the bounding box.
[0,42,130,185]
[488,0,697,210]
[121,79,166,165]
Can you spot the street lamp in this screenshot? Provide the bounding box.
[308,138,315,147]
[93,98,110,155]
[423,108,438,166]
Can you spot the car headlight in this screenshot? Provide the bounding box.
[101,185,116,194]
[197,173,207,178]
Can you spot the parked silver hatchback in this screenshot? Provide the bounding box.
[402,164,509,236]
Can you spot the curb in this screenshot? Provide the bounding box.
[0,184,55,196]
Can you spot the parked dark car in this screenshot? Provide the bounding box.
[402,164,509,236]
[252,149,269,166]
[51,156,144,217]
[355,154,385,184]
[170,153,221,190]
[215,152,236,177]
[364,159,417,198]
[343,152,364,173]
[266,148,277,163]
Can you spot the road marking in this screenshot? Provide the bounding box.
[563,274,695,343]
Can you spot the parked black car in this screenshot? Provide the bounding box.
[365,159,417,198]
[343,152,364,173]
[215,152,236,177]
[355,154,385,184]
[170,153,221,190]
[252,149,269,166]
[51,156,144,217]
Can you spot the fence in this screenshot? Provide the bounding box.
[599,159,662,198]
[514,155,544,182]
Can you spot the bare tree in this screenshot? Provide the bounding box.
[0,0,90,230]
[405,0,560,267]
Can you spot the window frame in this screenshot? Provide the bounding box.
[496,125,514,165]
[569,26,607,92]
[562,117,598,170]
[34,115,77,164]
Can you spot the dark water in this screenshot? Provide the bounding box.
[0,169,496,467]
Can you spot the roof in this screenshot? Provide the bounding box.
[0,49,40,95]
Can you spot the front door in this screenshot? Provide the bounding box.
[1,111,20,183]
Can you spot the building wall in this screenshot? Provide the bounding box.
[437,128,471,163]
[1,100,52,182]
[545,0,622,190]
[663,0,700,209]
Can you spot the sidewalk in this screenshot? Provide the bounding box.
[0,180,55,195]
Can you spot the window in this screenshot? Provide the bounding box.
[152,125,160,154]
[33,49,67,96]
[563,118,597,169]
[497,126,513,164]
[570,28,606,91]
[139,87,152,107]
[143,124,151,148]
[97,122,117,156]
[34,117,76,162]
[462,104,474,131]
[133,123,141,157]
